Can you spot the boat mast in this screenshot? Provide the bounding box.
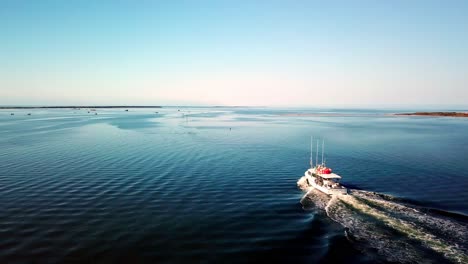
[316,140,319,168]
[322,140,324,165]
[310,136,313,168]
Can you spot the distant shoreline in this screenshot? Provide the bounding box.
[0,106,162,109]
[395,112,468,117]
[279,113,379,117]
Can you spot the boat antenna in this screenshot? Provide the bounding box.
[316,140,319,168]
[310,136,313,168]
[322,139,324,165]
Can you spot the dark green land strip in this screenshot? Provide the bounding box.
[396,112,468,117]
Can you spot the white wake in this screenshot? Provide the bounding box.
[298,177,468,263]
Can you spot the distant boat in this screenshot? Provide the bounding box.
[27,113,31,116]
[298,137,347,195]
[125,109,129,112]
[10,113,14,115]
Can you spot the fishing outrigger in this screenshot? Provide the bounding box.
[297,137,348,195]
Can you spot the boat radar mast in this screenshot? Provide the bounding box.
[310,136,313,168]
[309,137,327,167]
[316,140,319,169]
[322,139,325,166]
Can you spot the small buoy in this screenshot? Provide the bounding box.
[125,109,128,112]
[27,113,31,116]
[95,113,98,115]
[178,109,180,111]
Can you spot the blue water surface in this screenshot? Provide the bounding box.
[0,107,467,263]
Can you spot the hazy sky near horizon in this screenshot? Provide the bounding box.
[1,1,467,107]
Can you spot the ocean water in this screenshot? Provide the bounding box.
[0,107,467,263]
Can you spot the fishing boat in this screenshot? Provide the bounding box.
[297,137,347,195]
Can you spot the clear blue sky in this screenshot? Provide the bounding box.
[1,0,467,107]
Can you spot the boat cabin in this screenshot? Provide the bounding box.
[307,167,343,189]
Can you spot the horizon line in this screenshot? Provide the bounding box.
[1,104,467,111]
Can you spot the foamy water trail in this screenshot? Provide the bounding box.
[298,177,468,263]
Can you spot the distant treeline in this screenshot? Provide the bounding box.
[0,106,162,109]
